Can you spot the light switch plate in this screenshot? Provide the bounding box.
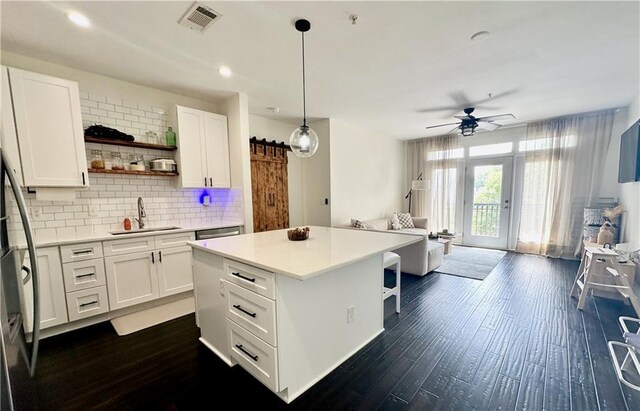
[88,204,98,217]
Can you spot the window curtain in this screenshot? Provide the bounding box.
[516,110,615,259]
[406,134,460,233]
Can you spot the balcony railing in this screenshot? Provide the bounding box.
[472,203,500,237]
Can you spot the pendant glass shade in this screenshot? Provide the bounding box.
[290,125,319,157]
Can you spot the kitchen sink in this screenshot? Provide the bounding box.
[109,226,182,235]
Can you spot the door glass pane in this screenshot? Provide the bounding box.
[471,165,502,237]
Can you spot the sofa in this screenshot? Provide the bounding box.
[344,217,444,276]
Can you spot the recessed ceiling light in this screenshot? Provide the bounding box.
[67,12,91,28]
[470,30,490,42]
[218,66,232,78]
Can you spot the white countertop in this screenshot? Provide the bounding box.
[188,226,422,280]
[24,221,244,248]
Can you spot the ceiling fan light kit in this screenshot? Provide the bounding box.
[426,107,515,137]
[290,18,319,157]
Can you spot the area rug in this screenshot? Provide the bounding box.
[436,246,507,280]
[110,296,194,336]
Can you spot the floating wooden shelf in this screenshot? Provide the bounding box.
[88,169,178,177]
[84,136,177,151]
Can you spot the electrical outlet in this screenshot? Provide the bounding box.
[30,207,43,221]
[219,279,225,296]
[347,305,355,323]
[88,204,98,217]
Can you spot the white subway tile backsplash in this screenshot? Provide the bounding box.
[13,95,241,240]
[98,102,115,111]
[107,98,123,106]
[115,106,131,114]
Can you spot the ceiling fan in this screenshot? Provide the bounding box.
[426,107,516,137]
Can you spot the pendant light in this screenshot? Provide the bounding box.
[290,19,319,157]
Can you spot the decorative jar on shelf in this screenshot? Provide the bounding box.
[165,126,176,147]
[90,150,105,170]
[111,152,124,170]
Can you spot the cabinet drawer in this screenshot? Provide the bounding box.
[66,286,109,322]
[60,242,103,263]
[103,236,155,256]
[228,319,279,393]
[62,258,106,292]
[155,232,195,249]
[226,281,276,346]
[224,259,275,300]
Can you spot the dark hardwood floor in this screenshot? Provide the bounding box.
[35,252,640,410]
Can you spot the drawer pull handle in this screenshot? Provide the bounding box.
[231,272,255,283]
[233,304,257,318]
[79,300,98,308]
[72,249,93,255]
[235,344,258,361]
[75,273,95,279]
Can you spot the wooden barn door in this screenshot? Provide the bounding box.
[251,143,290,232]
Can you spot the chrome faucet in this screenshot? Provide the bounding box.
[135,197,146,229]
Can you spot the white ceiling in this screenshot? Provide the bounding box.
[1,1,638,139]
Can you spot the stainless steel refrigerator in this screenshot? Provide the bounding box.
[0,148,40,410]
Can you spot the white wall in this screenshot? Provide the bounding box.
[621,95,640,248]
[222,93,252,232]
[304,119,331,226]
[601,108,629,199]
[248,115,304,227]
[329,119,403,226]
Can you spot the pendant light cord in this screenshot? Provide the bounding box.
[301,31,307,127]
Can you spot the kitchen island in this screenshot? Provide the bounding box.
[188,226,421,403]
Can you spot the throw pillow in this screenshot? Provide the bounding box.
[390,213,402,230]
[351,218,371,229]
[396,212,415,229]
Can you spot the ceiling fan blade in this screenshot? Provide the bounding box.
[472,89,520,105]
[425,122,461,130]
[453,115,471,120]
[477,113,516,122]
[477,121,500,131]
[446,125,461,134]
[416,105,462,113]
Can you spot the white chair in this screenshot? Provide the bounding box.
[608,316,640,391]
[383,252,401,314]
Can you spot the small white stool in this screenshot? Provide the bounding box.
[608,316,640,391]
[383,252,401,314]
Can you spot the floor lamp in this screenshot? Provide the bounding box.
[405,173,430,215]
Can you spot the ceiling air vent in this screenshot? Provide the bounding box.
[178,2,221,33]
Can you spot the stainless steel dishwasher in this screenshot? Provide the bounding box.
[195,226,242,240]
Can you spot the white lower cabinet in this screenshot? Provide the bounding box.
[22,247,68,332]
[105,251,159,310]
[157,245,193,297]
[66,286,109,322]
[228,318,279,392]
[105,233,195,309]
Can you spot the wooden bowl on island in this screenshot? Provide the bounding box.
[287,226,310,241]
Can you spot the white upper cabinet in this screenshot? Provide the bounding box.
[203,112,231,188]
[175,105,231,188]
[0,66,24,186]
[175,105,208,187]
[8,67,88,187]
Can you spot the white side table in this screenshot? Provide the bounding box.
[437,238,452,255]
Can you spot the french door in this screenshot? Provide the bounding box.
[462,157,513,249]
